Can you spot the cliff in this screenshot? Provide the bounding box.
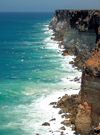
[50,10,100,69]
[49,10,100,135]
[75,40,100,135]
[50,10,99,39]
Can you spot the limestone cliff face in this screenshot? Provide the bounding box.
[49,10,69,32]
[75,39,100,134]
[50,10,100,135]
[50,10,100,69]
[50,10,100,33]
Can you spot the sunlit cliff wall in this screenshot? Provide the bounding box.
[50,10,100,135]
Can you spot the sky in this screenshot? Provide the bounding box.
[0,0,100,12]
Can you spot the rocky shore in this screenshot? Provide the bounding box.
[46,10,100,135]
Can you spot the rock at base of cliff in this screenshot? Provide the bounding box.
[42,122,50,126]
[75,102,92,135]
[60,126,66,130]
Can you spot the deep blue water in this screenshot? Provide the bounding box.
[0,12,81,135]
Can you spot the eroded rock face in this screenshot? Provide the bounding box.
[50,10,100,33]
[50,10,100,69]
[49,10,69,32]
[75,102,92,135]
[75,40,100,135]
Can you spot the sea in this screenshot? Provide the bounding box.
[0,12,81,135]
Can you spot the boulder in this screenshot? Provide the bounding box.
[62,50,69,56]
[75,102,92,134]
[70,116,76,124]
[61,120,71,127]
[49,102,57,105]
[61,114,72,119]
[74,76,80,82]
[42,122,50,126]
[71,125,75,131]
[60,126,66,130]
[69,61,74,64]
[50,118,56,121]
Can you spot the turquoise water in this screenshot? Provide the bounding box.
[0,12,81,135]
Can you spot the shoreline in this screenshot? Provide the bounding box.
[45,10,100,135]
[41,27,82,135]
[41,10,100,135]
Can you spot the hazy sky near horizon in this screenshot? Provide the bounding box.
[0,0,100,12]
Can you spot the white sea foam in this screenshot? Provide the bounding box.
[31,88,78,135]
[44,37,51,42]
[46,43,59,50]
[33,25,82,135]
[21,59,24,61]
[42,27,49,31]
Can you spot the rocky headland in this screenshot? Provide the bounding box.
[49,10,100,135]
